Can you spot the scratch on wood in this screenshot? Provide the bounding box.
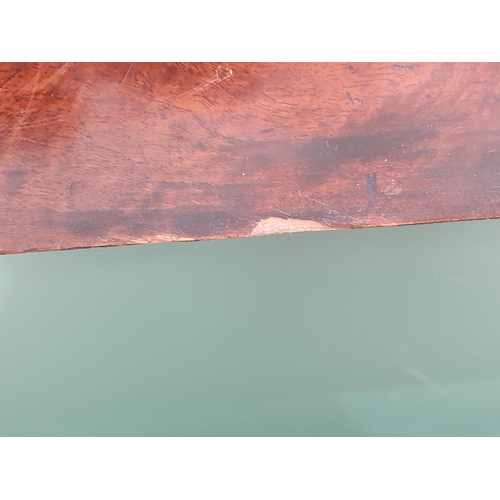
[120,64,132,85]
[300,191,340,215]
[11,64,41,137]
[0,66,27,90]
[16,137,79,152]
[36,63,70,92]
[176,64,233,101]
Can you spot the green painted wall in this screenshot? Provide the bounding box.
[2,219,500,436]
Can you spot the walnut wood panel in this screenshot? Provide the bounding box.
[1,62,500,254]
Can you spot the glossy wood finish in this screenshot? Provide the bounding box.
[2,62,500,254]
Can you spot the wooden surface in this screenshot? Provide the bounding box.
[2,62,500,254]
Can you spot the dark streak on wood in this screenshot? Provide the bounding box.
[364,173,378,206]
[2,62,500,254]
[392,64,414,72]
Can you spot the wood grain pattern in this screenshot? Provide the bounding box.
[2,62,500,254]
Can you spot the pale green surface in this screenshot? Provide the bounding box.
[1,219,500,436]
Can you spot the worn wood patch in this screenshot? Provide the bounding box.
[1,62,500,254]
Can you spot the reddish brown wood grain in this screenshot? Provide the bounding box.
[2,62,500,254]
